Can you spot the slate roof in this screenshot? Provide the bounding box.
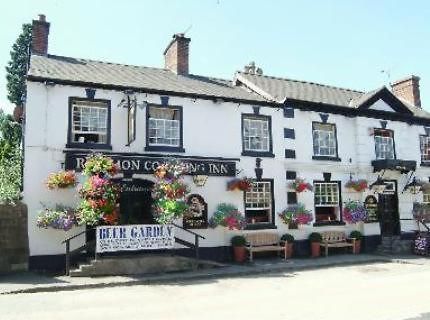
[27,54,267,103]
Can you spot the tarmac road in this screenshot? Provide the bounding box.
[1,261,430,320]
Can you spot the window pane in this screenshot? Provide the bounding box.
[148,107,181,146]
[71,101,108,144]
[312,123,336,157]
[243,117,270,152]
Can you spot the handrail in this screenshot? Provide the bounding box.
[400,218,430,232]
[172,223,206,239]
[62,227,95,244]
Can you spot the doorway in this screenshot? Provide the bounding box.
[119,179,154,225]
[378,180,400,236]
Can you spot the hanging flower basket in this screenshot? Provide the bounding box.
[46,170,77,189]
[279,203,313,227]
[289,178,313,193]
[343,200,368,224]
[227,177,253,192]
[82,153,120,177]
[36,206,76,231]
[345,179,368,192]
[209,203,246,230]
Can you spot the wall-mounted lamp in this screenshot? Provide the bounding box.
[404,176,422,194]
[370,176,386,194]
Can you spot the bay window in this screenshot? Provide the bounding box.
[244,180,274,226]
[314,182,341,223]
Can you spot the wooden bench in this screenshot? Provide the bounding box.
[245,232,286,261]
[320,231,356,257]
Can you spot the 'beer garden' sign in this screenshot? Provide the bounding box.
[96,224,175,253]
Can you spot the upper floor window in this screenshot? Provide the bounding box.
[312,122,338,158]
[242,114,273,157]
[146,105,184,152]
[314,182,340,223]
[244,180,273,225]
[374,129,395,160]
[420,135,430,163]
[423,190,430,204]
[68,98,111,149]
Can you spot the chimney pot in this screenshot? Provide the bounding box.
[391,75,421,108]
[164,33,190,75]
[31,14,50,55]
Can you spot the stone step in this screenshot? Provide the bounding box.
[69,254,222,277]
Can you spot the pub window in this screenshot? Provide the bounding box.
[314,182,340,222]
[245,181,273,224]
[312,122,337,157]
[242,115,272,155]
[148,106,181,147]
[71,100,109,145]
[423,191,430,204]
[374,129,395,160]
[420,135,430,163]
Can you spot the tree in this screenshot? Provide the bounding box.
[0,109,21,161]
[5,23,32,106]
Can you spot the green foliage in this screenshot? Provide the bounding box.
[309,232,322,243]
[0,110,22,162]
[0,146,22,204]
[76,200,103,226]
[281,233,295,243]
[231,235,247,247]
[5,23,31,106]
[350,230,363,240]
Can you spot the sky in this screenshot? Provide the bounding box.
[1,0,430,114]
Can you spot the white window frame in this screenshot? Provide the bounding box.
[312,123,337,157]
[243,117,270,153]
[374,129,395,160]
[245,181,272,224]
[314,182,340,221]
[148,107,181,147]
[420,135,430,163]
[71,101,108,144]
[423,191,430,204]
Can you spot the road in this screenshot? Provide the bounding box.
[1,262,430,320]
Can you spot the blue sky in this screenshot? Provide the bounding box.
[1,0,430,114]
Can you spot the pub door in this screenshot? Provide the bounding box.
[119,179,155,225]
[378,181,400,236]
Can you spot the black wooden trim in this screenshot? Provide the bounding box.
[420,162,430,167]
[241,113,274,157]
[285,149,296,159]
[284,128,295,139]
[313,221,346,227]
[312,121,339,159]
[244,223,277,230]
[312,156,341,162]
[287,192,297,204]
[145,104,184,152]
[283,107,295,118]
[357,87,413,115]
[373,128,396,160]
[67,97,112,150]
[286,171,297,180]
[243,178,276,228]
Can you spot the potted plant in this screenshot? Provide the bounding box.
[279,203,313,228]
[231,235,247,263]
[227,177,253,191]
[309,232,322,257]
[289,178,313,193]
[345,179,368,192]
[350,230,363,254]
[281,233,294,258]
[45,170,77,189]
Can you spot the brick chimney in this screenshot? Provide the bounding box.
[31,14,50,55]
[391,75,421,108]
[163,33,190,75]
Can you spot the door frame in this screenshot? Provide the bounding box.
[378,179,400,236]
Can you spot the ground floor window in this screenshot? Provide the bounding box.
[423,191,430,204]
[244,180,273,224]
[314,182,340,222]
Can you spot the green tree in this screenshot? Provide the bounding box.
[5,23,32,106]
[0,109,22,161]
[0,146,22,204]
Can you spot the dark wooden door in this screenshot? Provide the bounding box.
[119,179,154,225]
[378,193,400,236]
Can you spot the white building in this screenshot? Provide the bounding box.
[24,15,430,270]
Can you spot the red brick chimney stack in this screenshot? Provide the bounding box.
[391,75,421,108]
[31,14,50,55]
[163,33,190,75]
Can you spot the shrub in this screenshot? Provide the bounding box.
[231,235,247,247]
[281,233,295,243]
[350,230,363,240]
[0,147,21,204]
[309,232,322,243]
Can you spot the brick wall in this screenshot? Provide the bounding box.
[0,202,29,274]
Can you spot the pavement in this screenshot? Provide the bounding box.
[0,253,428,295]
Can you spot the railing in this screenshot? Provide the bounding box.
[399,218,430,233]
[62,228,96,276]
[172,223,206,260]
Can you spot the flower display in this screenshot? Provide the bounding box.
[279,203,313,226]
[36,206,76,231]
[289,178,313,193]
[227,177,253,192]
[45,170,77,189]
[343,200,368,224]
[345,179,368,192]
[209,203,246,230]
[82,153,120,176]
[152,161,190,224]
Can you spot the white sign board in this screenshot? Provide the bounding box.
[96,224,175,253]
